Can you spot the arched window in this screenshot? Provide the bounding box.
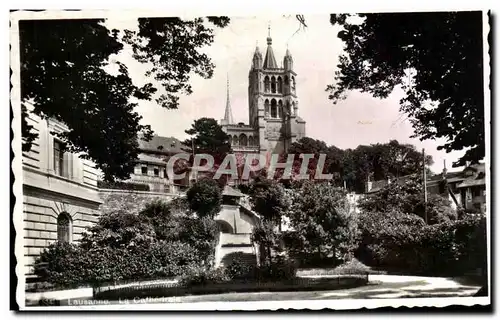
[271,76,277,93]
[239,134,248,146]
[248,136,254,146]
[232,135,238,145]
[292,101,296,115]
[271,99,277,118]
[277,77,283,93]
[286,101,291,115]
[278,100,283,119]
[264,99,270,117]
[57,212,72,243]
[292,76,296,92]
[284,75,289,92]
[264,76,270,93]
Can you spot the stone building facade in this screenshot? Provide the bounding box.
[22,105,102,277]
[126,135,189,193]
[220,30,306,156]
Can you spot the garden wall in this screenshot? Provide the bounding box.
[99,189,182,215]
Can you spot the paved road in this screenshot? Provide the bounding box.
[131,275,481,304]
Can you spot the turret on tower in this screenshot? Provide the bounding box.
[252,43,263,70]
[284,47,293,71]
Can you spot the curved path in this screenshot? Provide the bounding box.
[131,275,481,303]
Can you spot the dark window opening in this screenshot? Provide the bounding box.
[53,140,68,178]
[57,213,72,243]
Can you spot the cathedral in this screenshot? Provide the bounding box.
[220,29,306,156]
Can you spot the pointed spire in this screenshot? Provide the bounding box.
[263,23,278,69]
[267,23,272,44]
[223,74,234,125]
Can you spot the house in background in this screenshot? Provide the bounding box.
[426,162,486,213]
[454,163,486,213]
[98,135,191,194]
[365,174,415,194]
[22,105,102,278]
[364,162,487,214]
[129,135,189,193]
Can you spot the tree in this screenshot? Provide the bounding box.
[138,198,190,241]
[249,177,291,228]
[358,175,456,224]
[123,17,230,109]
[186,178,223,218]
[183,117,232,165]
[328,12,484,167]
[286,137,343,184]
[341,140,433,193]
[251,220,284,266]
[20,17,229,181]
[285,181,360,265]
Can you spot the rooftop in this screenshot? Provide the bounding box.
[223,185,246,198]
[137,153,167,166]
[138,135,185,155]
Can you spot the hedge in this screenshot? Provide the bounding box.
[356,213,487,276]
[34,241,201,288]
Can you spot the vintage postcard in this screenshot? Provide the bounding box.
[10,8,491,311]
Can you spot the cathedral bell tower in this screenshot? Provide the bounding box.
[248,26,302,155]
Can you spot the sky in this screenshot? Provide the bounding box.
[106,14,468,174]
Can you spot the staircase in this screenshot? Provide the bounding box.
[215,232,258,268]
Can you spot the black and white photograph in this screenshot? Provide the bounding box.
[10,7,491,311]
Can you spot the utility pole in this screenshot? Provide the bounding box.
[423,148,428,224]
[191,137,197,185]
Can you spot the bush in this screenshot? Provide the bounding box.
[35,198,221,289]
[179,266,230,287]
[356,211,487,276]
[225,259,257,280]
[35,241,202,288]
[33,242,88,288]
[257,257,298,281]
[79,211,156,250]
[332,258,374,275]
